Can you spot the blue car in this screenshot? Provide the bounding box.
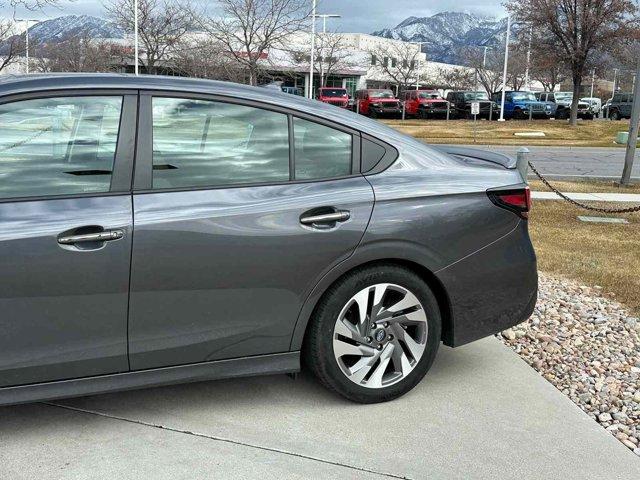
[492,91,556,119]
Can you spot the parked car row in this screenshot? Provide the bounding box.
[267,83,622,122]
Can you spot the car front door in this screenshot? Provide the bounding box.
[127,93,374,370]
[0,92,136,387]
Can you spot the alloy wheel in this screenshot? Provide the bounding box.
[332,283,428,389]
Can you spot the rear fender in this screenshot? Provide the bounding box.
[288,240,444,351]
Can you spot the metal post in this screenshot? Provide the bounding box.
[320,16,326,87]
[516,147,530,183]
[524,26,532,90]
[589,69,595,99]
[473,113,477,143]
[529,106,532,121]
[402,101,406,120]
[446,101,450,121]
[620,60,640,185]
[25,23,29,74]
[134,0,139,75]
[308,0,316,99]
[498,15,511,122]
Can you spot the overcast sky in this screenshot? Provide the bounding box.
[2,0,506,32]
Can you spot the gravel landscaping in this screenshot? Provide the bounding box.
[499,272,640,457]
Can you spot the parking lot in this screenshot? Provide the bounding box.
[2,337,638,480]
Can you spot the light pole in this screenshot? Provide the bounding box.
[134,0,139,75]
[411,41,427,90]
[308,0,316,99]
[589,68,595,99]
[17,18,37,74]
[314,13,340,88]
[498,15,511,122]
[472,45,490,93]
[523,26,532,90]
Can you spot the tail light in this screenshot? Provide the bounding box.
[487,187,531,219]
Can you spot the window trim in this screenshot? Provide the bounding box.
[0,89,137,204]
[134,91,361,194]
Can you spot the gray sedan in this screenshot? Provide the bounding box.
[0,74,537,405]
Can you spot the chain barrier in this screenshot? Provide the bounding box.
[528,161,640,214]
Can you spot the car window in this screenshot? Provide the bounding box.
[151,97,290,189]
[293,117,352,180]
[0,96,122,200]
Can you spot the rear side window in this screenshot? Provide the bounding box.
[293,117,352,180]
[151,97,290,189]
[0,96,122,200]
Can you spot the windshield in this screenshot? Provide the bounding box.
[320,89,347,98]
[418,92,441,99]
[512,92,537,101]
[369,90,395,99]
[555,92,573,101]
[464,92,489,101]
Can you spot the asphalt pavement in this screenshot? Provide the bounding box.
[452,144,640,180]
[1,337,638,479]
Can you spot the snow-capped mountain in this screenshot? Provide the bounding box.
[372,12,510,65]
[25,15,125,44]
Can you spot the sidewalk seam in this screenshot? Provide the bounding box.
[42,401,413,480]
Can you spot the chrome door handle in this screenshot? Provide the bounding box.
[300,211,350,225]
[58,229,124,245]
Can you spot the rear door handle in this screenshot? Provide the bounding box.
[300,210,350,226]
[58,229,124,245]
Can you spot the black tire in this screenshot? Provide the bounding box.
[303,264,441,404]
[611,110,620,121]
[370,110,378,119]
[513,108,525,120]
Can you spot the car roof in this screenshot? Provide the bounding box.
[0,73,418,148]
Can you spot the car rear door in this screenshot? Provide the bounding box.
[0,92,136,387]
[127,93,374,370]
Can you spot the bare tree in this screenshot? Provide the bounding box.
[368,41,421,92]
[0,19,25,73]
[436,65,476,91]
[463,48,505,95]
[198,0,310,86]
[172,37,246,82]
[2,0,60,7]
[289,31,357,87]
[104,0,192,74]
[34,31,114,73]
[507,0,640,125]
[530,53,569,91]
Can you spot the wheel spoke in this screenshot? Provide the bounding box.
[391,339,413,375]
[385,290,422,315]
[364,343,394,388]
[348,349,382,383]
[334,318,365,343]
[392,323,423,360]
[386,308,427,326]
[333,338,375,358]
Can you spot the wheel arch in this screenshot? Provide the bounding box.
[290,258,454,351]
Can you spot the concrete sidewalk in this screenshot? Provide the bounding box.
[532,191,640,202]
[1,337,638,479]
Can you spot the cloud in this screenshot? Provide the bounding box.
[1,0,506,32]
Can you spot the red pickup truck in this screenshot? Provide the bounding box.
[316,87,350,108]
[402,90,449,118]
[355,89,402,118]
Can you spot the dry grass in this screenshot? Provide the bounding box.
[529,179,640,193]
[383,119,632,147]
[529,201,640,314]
